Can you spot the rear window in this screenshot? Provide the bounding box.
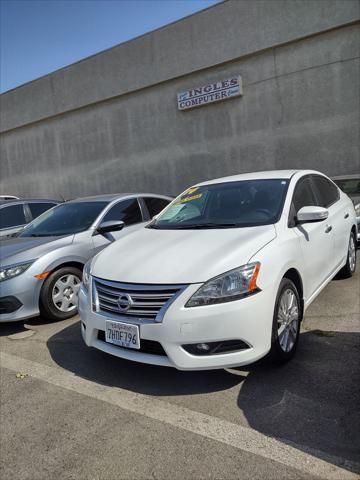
[28,202,56,219]
[0,204,26,229]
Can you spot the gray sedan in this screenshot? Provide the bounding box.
[0,193,171,322]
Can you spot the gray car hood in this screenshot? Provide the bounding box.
[0,235,74,266]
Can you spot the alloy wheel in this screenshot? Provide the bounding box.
[277,288,300,353]
[349,234,356,273]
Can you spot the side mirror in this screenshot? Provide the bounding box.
[297,206,328,223]
[96,220,125,234]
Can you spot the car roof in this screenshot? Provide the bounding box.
[0,198,60,206]
[68,193,172,203]
[195,169,323,187]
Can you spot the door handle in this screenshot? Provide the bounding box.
[344,213,349,219]
[325,225,332,233]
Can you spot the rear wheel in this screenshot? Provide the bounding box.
[269,278,301,363]
[39,267,82,321]
[337,232,356,279]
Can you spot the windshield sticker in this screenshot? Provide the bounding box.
[175,193,203,204]
[186,186,199,195]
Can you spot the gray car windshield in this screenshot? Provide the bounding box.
[20,202,108,237]
[149,179,289,229]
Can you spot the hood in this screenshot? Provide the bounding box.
[92,225,276,284]
[0,235,74,266]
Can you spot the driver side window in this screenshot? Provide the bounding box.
[103,198,142,226]
[289,177,318,227]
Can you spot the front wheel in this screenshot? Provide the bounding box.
[269,278,301,363]
[39,267,82,321]
[337,232,357,279]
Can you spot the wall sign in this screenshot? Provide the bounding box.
[177,76,243,111]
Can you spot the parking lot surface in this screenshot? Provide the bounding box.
[1,265,359,480]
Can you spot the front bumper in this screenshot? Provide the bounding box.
[79,283,275,371]
[0,273,41,322]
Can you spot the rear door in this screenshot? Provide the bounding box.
[311,175,349,269]
[290,176,335,300]
[92,197,144,254]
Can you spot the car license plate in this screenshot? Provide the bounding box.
[105,320,140,350]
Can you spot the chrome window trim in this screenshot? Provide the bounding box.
[92,277,188,323]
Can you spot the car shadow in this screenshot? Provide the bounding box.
[47,321,244,396]
[236,329,360,471]
[0,315,63,337]
[47,323,360,472]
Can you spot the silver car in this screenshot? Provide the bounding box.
[0,193,172,322]
[0,198,60,238]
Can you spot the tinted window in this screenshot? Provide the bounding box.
[151,179,289,229]
[28,202,56,219]
[103,198,142,226]
[334,178,360,195]
[143,197,171,218]
[20,202,108,237]
[312,176,340,208]
[292,177,318,213]
[0,204,26,229]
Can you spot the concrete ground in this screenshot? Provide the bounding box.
[0,265,359,480]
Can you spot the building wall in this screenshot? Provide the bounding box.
[0,0,359,198]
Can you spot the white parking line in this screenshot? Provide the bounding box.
[1,351,359,480]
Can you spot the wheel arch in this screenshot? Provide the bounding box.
[49,261,84,274]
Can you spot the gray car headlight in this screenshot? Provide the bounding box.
[185,263,261,307]
[82,260,92,292]
[0,261,34,282]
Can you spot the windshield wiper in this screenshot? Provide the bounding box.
[152,223,240,230]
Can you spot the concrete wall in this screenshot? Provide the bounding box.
[0,0,359,198]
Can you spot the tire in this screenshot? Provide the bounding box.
[337,231,357,279]
[39,266,82,321]
[269,278,302,364]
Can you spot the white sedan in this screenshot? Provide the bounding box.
[79,170,357,370]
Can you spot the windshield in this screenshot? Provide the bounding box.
[333,178,360,196]
[20,201,108,237]
[150,179,289,229]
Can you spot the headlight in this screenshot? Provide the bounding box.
[82,260,92,292]
[355,203,360,216]
[185,262,261,307]
[0,261,33,282]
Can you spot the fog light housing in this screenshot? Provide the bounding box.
[182,340,250,356]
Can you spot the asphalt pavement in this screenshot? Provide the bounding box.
[0,264,359,480]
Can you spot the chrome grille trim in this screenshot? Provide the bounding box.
[92,277,188,323]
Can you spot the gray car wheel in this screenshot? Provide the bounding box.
[40,266,82,321]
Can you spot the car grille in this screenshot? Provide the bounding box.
[93,277,186,322]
